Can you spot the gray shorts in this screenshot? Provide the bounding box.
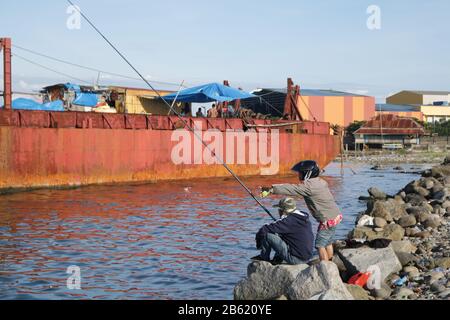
[315,226,337,249]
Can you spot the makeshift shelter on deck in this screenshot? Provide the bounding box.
[162,83,255,103]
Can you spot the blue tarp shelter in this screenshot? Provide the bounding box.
[6,98,65,111]
[162,83,255,103]
[73,93,99,107]
[64,83,99,107]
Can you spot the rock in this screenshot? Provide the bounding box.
[357,215,374,227]
[431,166,450,179]
[417,212,432,224]
[234,261,309,300]
[405,227,420,237]
[391,240,417,254]
[350,227,378,241]
[368,187,387,200]
[432,189,448,202]
[367,201,393,222]
[381,224,405,241]
[374,217,387,228]
[413,231,431,239]
[435,258,450,269]
[403,266,420,278]
[438,289,450,299]
[396,252,419,267]
[405,194,426,207]
[423,215,442,229]
[346,284,371,300]
[431,282,446,293]
[394,288,415,300]
[371,165,383,171]
[404,181,419,194]
[406,206,430,217]
[276,295,288,300]
[413,186,430,198]
[339,247,402,282]
[442,201,450,209]
[370,282,393,299]
[287,262,354,300]
[394,166,404,171]
[398,215,417,228]
[423,178,435,190]
[374,227,384,233]
[427,271,445,283]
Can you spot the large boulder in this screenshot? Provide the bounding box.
[405,194,427,207]
[398,215,417,228]
[346,284,371,300]
[381,224,405,241]
[287,262,354,300]
[368,187,387,200]
[431,166,450,179]
[367,201,393,222]
[391,240,417,255]
[339,246,402,282]
[350,227,378,241]
[234,261,309,300]
[423,215,442,229]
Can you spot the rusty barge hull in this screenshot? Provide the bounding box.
[0,110,340,192]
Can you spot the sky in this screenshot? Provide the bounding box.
[1,0,450,102]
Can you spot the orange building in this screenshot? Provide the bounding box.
[244,88,375,127]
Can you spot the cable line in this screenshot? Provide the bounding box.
[66,0,277,221]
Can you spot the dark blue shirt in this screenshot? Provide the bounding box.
[256,211,314,261]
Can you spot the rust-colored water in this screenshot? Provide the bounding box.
[0,163,427,299]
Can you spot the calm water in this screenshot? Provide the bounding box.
[0,162,430,300]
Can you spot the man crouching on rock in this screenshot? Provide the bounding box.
[261,160,343,262]
[253,198,314,265]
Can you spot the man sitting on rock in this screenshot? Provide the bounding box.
[253,198,314,265]
[261,160,343,262]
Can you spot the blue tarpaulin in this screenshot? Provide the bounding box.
[72,93,98,107]
[7,98,65,111]
[64,83,81,92]
[162,83,255,103]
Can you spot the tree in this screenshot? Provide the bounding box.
[346,121,367,136]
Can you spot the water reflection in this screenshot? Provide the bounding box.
[0,162,430,299]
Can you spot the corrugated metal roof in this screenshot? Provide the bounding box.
[355,114,425,135]
[252,88,370,97]
[376,104,421,112]
[404,90,450,96]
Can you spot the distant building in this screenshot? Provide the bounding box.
[354,114,425,148]
[242,88,375,127]
[108,86,180,115]
[387,90,450,106]
[375,104,424,122]
[386,90,450,123]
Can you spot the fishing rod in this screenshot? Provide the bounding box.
[66,0,277,221]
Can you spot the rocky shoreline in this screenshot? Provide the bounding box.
[234,158,450,300]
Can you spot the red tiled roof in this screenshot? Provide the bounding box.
[354,114,425,135]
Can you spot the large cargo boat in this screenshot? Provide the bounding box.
[0,38,340,192]
[0,110,340,192]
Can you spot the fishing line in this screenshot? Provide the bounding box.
[66,0,277,221]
